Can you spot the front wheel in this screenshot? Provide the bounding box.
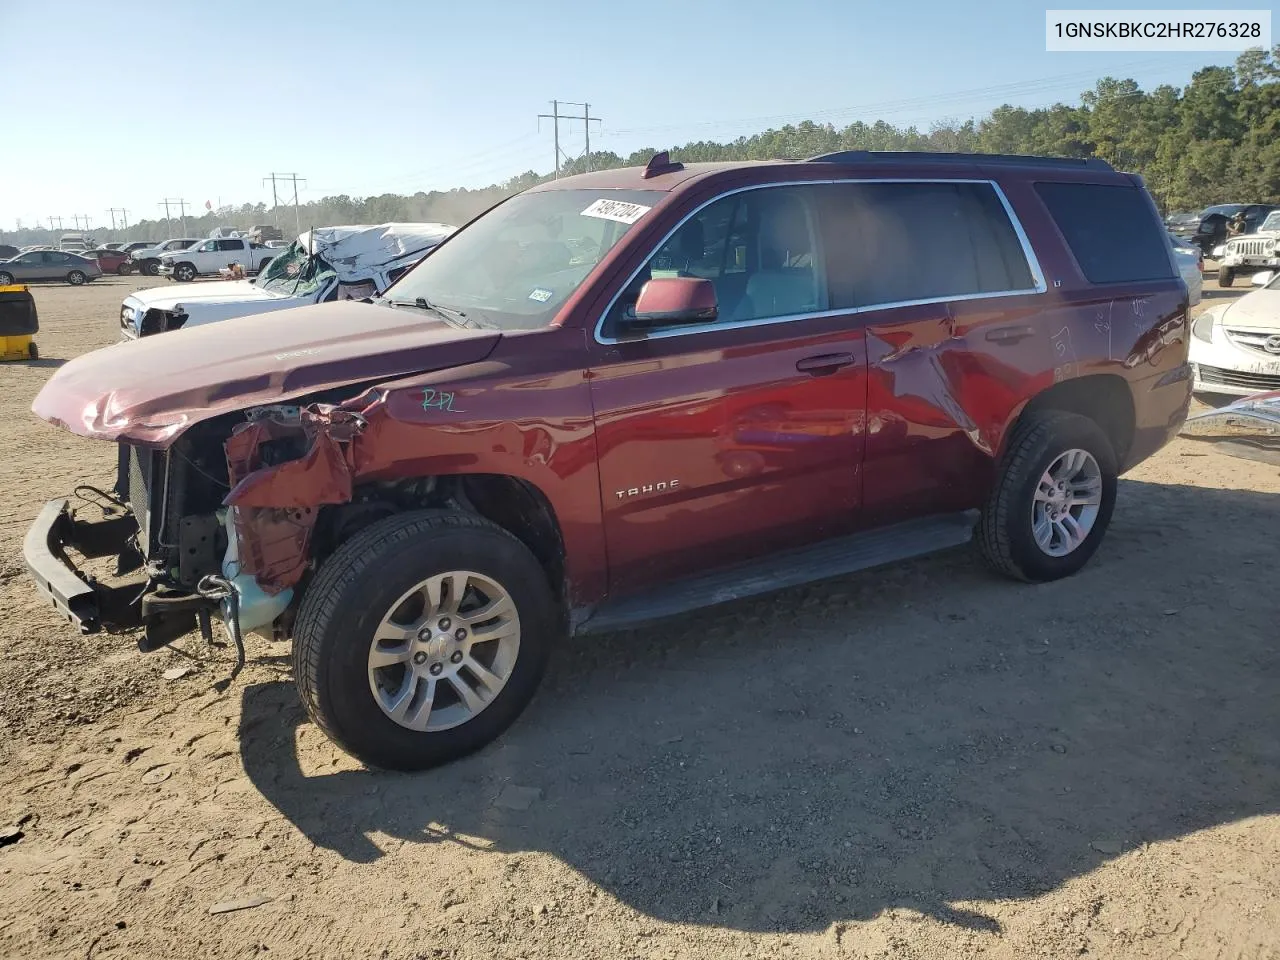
[67,270,86,285]
[293,510,557,771]
[1218,266,1235,287]
[142,260,160,276]
[0,272,13,286]
[116,262,132,276]
[978,411,1117,583]
[173,263,196,282]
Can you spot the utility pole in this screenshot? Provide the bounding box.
[49,216,64,232]
[160,198,188,237]
[107,208,128,232]
[538,100,601,178]
[71,214,92,232]
[264,173,305,234]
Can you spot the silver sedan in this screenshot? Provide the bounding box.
[0,250,103,286]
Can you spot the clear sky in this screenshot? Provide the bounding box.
[1,0,1243,232]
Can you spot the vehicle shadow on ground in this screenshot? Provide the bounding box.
[15,358,66,369]
[239,479,1280,935]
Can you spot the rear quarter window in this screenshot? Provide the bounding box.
[1035,182,1174,284]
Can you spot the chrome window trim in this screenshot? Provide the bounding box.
[593,177,1048,346]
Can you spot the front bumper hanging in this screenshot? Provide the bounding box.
[24,498,220,649]
[24,499,143,633]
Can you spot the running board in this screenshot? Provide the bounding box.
[573,510,979,635]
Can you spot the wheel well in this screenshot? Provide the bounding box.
[1018,375,1135,463]
[460,474,566,595]
[316,472,567,602]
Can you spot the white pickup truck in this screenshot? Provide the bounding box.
[119,222,455,338]
[130,239,201,276]
[157,237,276,282]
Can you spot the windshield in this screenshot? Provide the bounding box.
[1260,211,1280,232]
[383,188,663,330]
[254,237,336,298]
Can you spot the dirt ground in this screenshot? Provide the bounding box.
[1,277,1277,960]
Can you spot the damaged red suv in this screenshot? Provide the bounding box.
[26,151,1191,770]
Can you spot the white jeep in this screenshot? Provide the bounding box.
[1219,210,1280,287]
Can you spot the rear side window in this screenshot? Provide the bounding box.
[1035,182,1174,284]
[817,181,1036,309]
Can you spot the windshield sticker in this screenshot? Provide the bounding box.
[581,198,651,225]
[528,287,553,303]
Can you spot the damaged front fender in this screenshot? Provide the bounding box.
[222,404,370,591]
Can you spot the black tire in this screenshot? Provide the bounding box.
[978,411,1118,583]
[1218,267,1235,287]
[255,257,272,274]
[27,342,38,360]
[174,263,196,282]
[0,271,13,286]
[142,259,160,276]
[67,270,86,285]
[116,262,132,276]
[293,510,558,771]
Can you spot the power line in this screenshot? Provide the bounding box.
[597,58,1186,140]
[538,100,601,178]
[264,173,306,235]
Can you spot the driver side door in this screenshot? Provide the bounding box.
[586,185,868,595]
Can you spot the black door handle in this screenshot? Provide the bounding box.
[796,352,855,375]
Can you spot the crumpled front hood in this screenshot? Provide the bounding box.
[33,300,501,446]
[1220,289,1280,330]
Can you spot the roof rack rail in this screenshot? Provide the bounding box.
[807,150,1114,171]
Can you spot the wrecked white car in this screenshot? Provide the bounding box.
[1182,389,1280,466]
[1190,269,1280,396]
[118,222,456,339]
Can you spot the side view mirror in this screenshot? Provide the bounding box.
[627,277,718,329]
[1252,271,1275,287]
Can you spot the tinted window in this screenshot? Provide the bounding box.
[601,186,826,335]
[216,239,242,251]
[817,181,1035,309]
[1035,182,1174,284]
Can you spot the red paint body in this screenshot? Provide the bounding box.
[32,158,1192,611]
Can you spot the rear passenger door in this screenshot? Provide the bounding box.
[816,180,1044,521]
[587,185,868,594]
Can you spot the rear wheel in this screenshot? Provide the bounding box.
[1218,266,1235,287]
[67,270,86,285]
[293,510,557,771]
[116,262,132,276]
[27,342,38,360]
[978,411,1117,583]
[142,259,160,276]
[0,271,13,286]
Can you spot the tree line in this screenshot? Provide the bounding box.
[6,46,1277,249]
